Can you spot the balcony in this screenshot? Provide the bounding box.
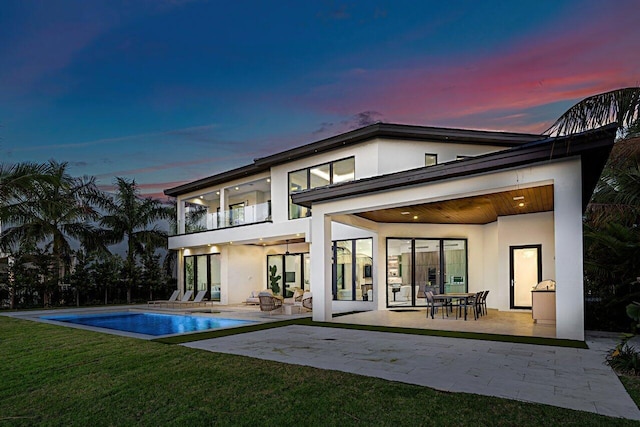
[176,201,272,235]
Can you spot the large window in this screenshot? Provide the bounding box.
[288,157,355,219]
[332,238,373,301]
[425,154,437,166]
[387,238,467,307]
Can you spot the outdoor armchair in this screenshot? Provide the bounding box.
[258,292,283,315]
[301,292,312,311]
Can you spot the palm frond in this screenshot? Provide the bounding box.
[546,87,640,136]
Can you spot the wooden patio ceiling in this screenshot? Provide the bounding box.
[354,184,554,225]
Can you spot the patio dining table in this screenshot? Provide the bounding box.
[432,292,476,320]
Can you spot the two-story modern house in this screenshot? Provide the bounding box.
[164,122,617,341]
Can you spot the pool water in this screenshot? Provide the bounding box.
[40,312,256,336]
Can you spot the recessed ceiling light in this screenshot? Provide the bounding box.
[513,196,525,201]
[235,186,239,190]
[259,238,263,241]
[267,178,271,183]
[518,202,525,207]
[229,241,233,244]
[413,215,418,220]
[216,191,220,195]
[401,212,411,215]
[199,196,204,199]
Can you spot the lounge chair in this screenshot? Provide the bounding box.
[258,292,283,315]
[173,290,207,307]
[161,290,193,307]
[148,290,179,306]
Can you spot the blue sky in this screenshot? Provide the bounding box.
[1,0,639,199]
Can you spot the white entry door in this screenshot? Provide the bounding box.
[510,245,542,309]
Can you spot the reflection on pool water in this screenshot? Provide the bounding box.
[40,312,256,336]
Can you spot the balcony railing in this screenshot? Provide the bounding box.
[175,201,272,235]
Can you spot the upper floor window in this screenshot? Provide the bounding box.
[288,157,355,219]
[425,154,437,167]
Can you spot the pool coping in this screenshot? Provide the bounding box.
[1,305,284,340]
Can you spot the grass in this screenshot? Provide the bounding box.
[0,317,637,426]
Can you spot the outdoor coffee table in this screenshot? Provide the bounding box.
[283,303,302,315]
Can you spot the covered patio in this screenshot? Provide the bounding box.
[331,308,556,338]
[294,126,618,342]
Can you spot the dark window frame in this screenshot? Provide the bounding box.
[425,153,438,167]
[183,253,221,300]
[288,156,355,220]
[331,237,373,301]
[385,237,468,308]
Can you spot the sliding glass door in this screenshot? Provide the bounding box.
[387,238,467,307]
[183,254,221,300]
[266,253,308,297]
[333,238,373,301]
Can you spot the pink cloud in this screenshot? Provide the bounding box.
[294,3,640,133]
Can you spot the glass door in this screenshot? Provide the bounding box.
[196,255,208,296]
[267,255,284,296]
[284,254,302,297]
[386,238,467,307]
[414,239,440,306]
[303,253,310,291]
[386,239,412,307]
[444,240,467,293]
[210,254,221,301]
[510,245,541,308]
[334,241,353,300]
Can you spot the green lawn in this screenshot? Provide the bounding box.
[0,316,637,426]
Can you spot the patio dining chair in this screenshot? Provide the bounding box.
[480,290,489,316]
[425,291,448,319]
[457,292,482,320]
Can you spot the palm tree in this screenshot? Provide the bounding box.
[585,135,640,228]
[99,177,171,303]
[0,162,48,234]
[545,87,640,136]
[0,160,105,306]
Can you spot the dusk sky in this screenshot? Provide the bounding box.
[1,0,639,199]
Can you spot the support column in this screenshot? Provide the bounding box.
[177,199,186,234]
[554,159,584,341]
[219,188,227,228]
[310,213,332,322]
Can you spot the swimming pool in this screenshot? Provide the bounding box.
[40,312,256,336]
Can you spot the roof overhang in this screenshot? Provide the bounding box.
[291,124,618,214]
[164,122,544,198]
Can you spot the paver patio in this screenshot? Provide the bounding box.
[184,326,640,421]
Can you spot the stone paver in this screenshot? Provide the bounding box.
[184,326,640,421]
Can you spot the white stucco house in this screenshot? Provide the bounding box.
[164,122,617,341]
